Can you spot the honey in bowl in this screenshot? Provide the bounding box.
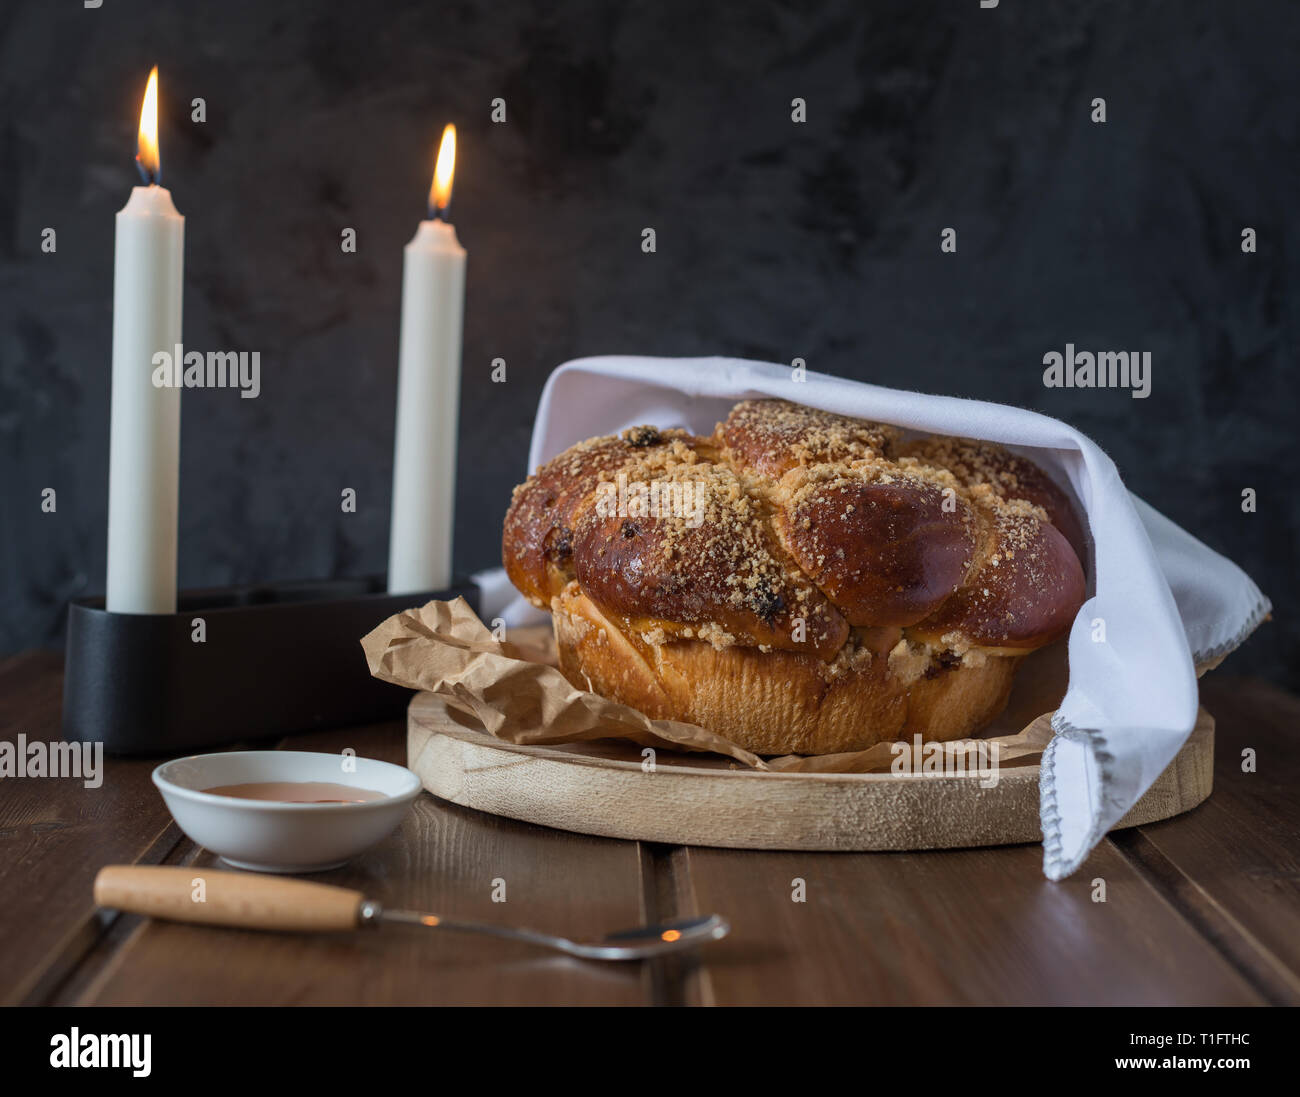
[202,781,387,804]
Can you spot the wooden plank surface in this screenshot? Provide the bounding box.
[73,721,651,1006]
[675,840,1263,1006]
[1109,675,1300,1005]
[1,654,1297,1006]
[0,652,184,1005]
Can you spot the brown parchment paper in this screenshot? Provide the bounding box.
[362,597,1068,773]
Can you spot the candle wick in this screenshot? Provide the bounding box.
[135,155,158,187]
[428,203,449,223]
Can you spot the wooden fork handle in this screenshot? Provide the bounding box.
[94,865,366,932]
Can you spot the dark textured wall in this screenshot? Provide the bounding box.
[1,0,1295,687]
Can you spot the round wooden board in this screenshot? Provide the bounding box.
[406,694,1214,851]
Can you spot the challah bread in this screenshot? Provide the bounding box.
[503,399,1086,755]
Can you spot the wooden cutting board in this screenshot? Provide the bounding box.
[406,694,1214,851]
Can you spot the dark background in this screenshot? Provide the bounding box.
[1,1,1295,687]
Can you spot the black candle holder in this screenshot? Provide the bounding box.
[62,576,478,756]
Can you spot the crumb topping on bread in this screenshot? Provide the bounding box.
[503,398,1086,679]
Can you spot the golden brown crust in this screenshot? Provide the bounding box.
[719,399,899,478]
[908,504,1085,649]
[553,585,1020,755]
[775,463,978,628]
[502,427,698,606]
[900,435,1089,562]
[502,399,1087,754]
[571,452,849,659]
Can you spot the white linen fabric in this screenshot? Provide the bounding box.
[473,356,1270,879]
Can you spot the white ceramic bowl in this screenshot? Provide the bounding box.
[152,750,422,873]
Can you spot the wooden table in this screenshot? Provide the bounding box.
[3,651,1297,1007]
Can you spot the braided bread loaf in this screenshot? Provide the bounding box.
[503,399,1086,755]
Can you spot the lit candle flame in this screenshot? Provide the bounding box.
[428,124,456,219]
[136,66,161,185]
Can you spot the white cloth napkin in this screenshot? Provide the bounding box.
[473,356,1270,879]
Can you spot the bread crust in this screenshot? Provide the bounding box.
[502,400,1085,755]
[553,584,1020,755]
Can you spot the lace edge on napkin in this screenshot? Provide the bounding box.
[1189,595,1273,667]
[1041,594,1270,879]
[1040,718,1116,881]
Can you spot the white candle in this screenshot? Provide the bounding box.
[106,67,184,614]
[388,124,465,594]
